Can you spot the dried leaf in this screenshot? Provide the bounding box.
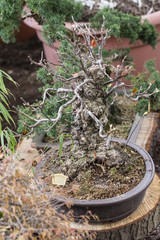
[150,80,155,85]
[93,152,97,158]
[22,129,28,135]
[91,38,96,48]
[132,88,138,94]
[121,71,126,76]
[52,174,68,186]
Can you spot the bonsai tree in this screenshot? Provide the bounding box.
[13,22,157,224]
[15,19,158,149]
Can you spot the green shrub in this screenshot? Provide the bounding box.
[0,0,83,44]
[0,0,23,43]
[132,59,160,115]
[17,66,74,139]
[90,8,158,48]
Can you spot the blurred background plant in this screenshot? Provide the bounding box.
[0,70,17,152]
[0,146,96,239]
[132,59,160,115]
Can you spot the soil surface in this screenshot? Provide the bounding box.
[39,141,145,200]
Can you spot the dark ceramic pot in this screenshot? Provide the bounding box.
[50,137,155,223]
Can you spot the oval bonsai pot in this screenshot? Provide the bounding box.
[50,137,155,223]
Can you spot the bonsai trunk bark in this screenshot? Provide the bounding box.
[72,65,109,150]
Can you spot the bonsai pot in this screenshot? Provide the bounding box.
[23,6,160,73]
[42,137,155,223]
[0,21,36,43]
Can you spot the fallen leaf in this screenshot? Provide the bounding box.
[143,111,148,116]
[22,129,28,135]
[72,73,79,77]
[52,174,68,186]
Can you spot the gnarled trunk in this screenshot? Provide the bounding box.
[72,65,109,150]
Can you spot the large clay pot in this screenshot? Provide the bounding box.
[104,11,160,74]
[23,6,160,73]
[0,21,36,43]
[23,5,61,66]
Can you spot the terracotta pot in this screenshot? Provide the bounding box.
[35,137,154,223]
[0,21,36,43]
[23,6,160,73]
[23,12,70,66]
[104,11,160,74]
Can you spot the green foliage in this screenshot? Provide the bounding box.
[0,70,17,152]
[26,0,83,44]
[59,134,73,157]
[0,0,23,43]
[58,39,82,77]
[132,59,160,115]
[17,39,79,138]
[0,0,83,44]
[17,65,74,138]
[0,211,3,218]
[90,8,158,48]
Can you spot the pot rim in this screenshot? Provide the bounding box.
[23,5,160,32]
[54,137,155,206]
